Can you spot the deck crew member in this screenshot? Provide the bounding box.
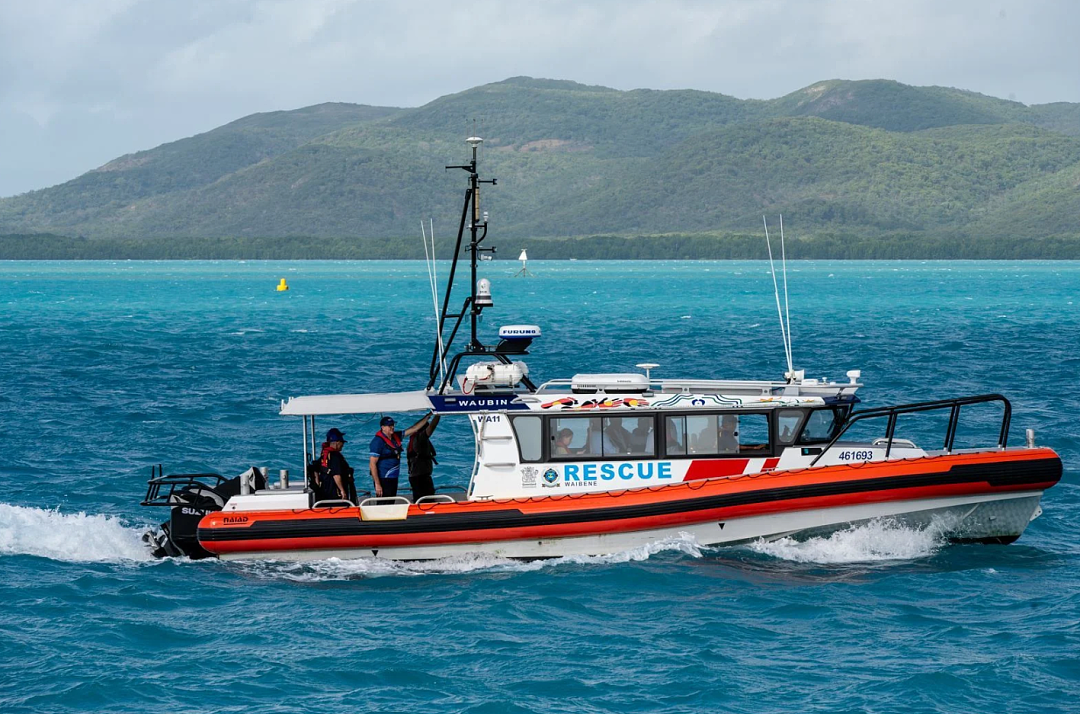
[407,413,441,501]
[320,428,355,502]
[369,415,430,498]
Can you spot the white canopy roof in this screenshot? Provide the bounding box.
[280,390,433,416]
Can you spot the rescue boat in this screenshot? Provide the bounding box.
[141,137,1062,561]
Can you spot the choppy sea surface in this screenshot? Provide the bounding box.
[0,260,1077,713]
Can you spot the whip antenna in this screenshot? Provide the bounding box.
[422,220,447,385]
[780,214,793,373]
[430,218,447,380]
[763,216,794,379]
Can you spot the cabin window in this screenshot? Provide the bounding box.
[664,415,687,455]
[549,415,656,459]
[777,409,805,445]
[550,416,602,458]
[511,416,543,462]
[664,413,771,457]
[799,409,842,444]
[601,416,655,456]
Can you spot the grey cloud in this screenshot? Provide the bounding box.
[1,0,1078,196]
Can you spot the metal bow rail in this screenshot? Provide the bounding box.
[810,394,1012,466]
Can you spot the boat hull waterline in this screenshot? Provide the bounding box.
[197,449,1061,562]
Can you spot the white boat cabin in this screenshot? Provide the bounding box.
[219,369,930,511]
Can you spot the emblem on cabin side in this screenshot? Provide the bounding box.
[521,466,538,488]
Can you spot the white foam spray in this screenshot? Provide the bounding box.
[0,503,152,563]
[244,533,705,581]
[748,518,946,564]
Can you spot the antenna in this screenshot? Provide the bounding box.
[780,214,793,372]
[636,362,660,381]
[427,133,517,393]
[430,218,447,380]
[763,216,794,379]
[422,220,447,385]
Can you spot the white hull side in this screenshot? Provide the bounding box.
[218,490,1044,562]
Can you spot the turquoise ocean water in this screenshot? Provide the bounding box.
[0,260,1077,713]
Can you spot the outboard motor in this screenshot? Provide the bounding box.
[141,466,267,559]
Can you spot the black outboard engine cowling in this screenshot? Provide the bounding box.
[141,467,267,559]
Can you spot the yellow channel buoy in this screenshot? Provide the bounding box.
[276,278,289,292]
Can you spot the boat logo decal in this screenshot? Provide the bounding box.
[223,515,250,525]
[521,466,538,488]
[542,468,559,486]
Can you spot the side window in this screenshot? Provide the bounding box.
[550,415,656,459]
[510,415,542,462]
[736,414,770,453]
[777,409,805,445]
[550,416,602,459]
[799,409,840,444]
[687,415,721,454]
[665,416,687,456]
[601,416,655,457]
[666,413,773,457]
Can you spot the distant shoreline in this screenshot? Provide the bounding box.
[2,232,1079,260]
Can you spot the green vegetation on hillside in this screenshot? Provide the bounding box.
[5,232,1080,260]
[1,77,1078,256]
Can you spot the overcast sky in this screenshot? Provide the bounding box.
[1,0,1078,197]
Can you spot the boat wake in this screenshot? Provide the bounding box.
[0,503,947,572]
[0,503,152,563]
[747,518,947,564]
[243,534,707,581]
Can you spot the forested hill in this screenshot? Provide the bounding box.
[1,77,1079,249]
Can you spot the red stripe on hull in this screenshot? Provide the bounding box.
[684,458,749,479]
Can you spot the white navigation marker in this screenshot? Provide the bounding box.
[514,248,534,277]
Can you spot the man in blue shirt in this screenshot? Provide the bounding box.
[369,414,432,498]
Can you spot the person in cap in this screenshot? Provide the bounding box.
[369,414,432,498]
[319,428,356,502]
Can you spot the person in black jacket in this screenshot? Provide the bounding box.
[407,413,440,501]
[318,428,356,502]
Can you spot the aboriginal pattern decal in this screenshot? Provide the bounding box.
[649,394,825,409]
[540,397,651,410]
[650,394,743,408]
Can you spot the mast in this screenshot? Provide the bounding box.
[426,137,505,392]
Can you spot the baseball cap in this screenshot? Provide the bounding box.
[380,416,395,427]
[325,428,347,442]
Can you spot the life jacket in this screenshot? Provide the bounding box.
[306,442,334,495]
[319,442,335,470]
[408,431,437,468]
[375,431,402,459]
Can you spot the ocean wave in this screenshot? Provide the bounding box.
[0,503,151,563]
[747,518,947,564]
